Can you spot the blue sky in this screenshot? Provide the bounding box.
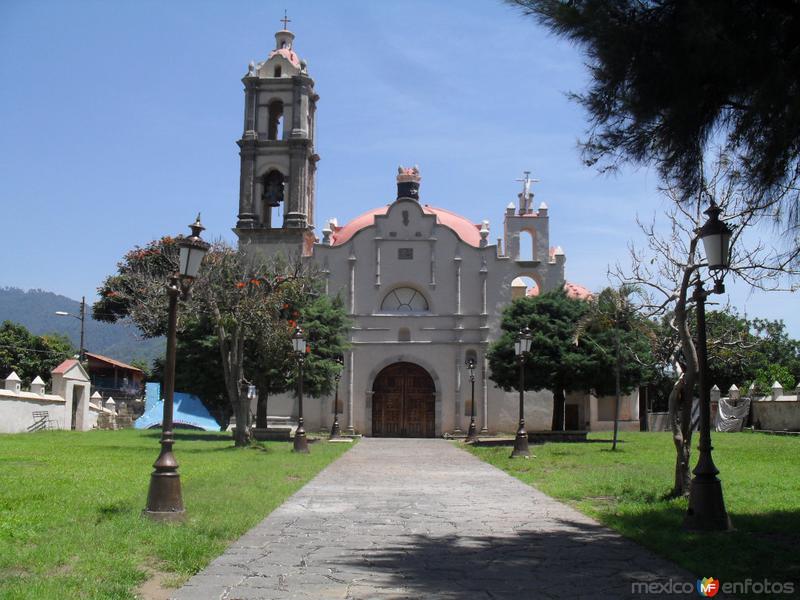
[1,0,797,336]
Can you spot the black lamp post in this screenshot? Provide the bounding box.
[330,357,344,440]
[55,296,86,363]
[465,357,478,442]
[145,215,210,521]
[511,327,532,458]
[292,326,310,453]
[684,201,733,531]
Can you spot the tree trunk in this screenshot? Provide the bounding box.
[215,316,250,447]
[231,333,249,447]
[233,381,250,447]
[551,389,565,431]
[256,392,268,429]
[669,264,699,497]
[668,374,692,497]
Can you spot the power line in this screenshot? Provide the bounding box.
[0,343,74,355]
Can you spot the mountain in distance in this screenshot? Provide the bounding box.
[0,287,165,367]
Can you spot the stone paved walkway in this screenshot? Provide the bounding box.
[173,439,695,599]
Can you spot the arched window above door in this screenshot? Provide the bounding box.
[380,287,429,313]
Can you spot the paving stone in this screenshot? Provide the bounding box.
[172,439,696,599]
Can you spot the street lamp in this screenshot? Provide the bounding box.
[55,296,86,362]
[684,200,733,531]
[330,356,344,440]
[144,215,210,521]
[511,327,532,458]
[292,326,310,453]
[465,357,478,442]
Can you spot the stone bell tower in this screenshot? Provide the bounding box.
[234,18,319,256]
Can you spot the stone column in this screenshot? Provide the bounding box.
[481,350,489,433]
[454,255,462,315]
[453,355,462,433]
[236,144,257,227]
[348,253,357,314]
[346,350,355,435]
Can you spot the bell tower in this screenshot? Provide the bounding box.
[235,18,319,255]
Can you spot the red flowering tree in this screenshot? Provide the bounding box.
[94,238,347,447]
[190,245,320,446]
[94,236,180,335]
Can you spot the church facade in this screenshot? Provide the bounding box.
[234,26,641,435]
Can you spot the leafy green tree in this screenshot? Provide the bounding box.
[248,293,349,430]
[691,310,800,395]
[753,364,796,396]
[489,288,610,430]
[511,0,800,224]
[0,321,74,386]
[702,310,758,394]
[151,317,230,427]
[94,236,347,446]
[574,286,656,449]
[750,318,800,383]
[94,236,179,336]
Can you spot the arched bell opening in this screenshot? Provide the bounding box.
[261,170,285,227]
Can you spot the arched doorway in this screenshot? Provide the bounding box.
[372,362,435,437]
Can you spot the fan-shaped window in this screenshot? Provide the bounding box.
[380,287,429,313]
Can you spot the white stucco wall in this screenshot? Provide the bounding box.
[0,392,68,434]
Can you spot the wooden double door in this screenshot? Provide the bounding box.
[372,362,435,437]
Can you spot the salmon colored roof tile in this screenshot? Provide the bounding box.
[331,204,482,247]
[52,359,79,374]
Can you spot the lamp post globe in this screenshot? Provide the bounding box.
[684,202,733,531]
[330,356,344,440]
[699,201,733,293]
[144,215,209,521]
[465,357,478,442]
[292,326,310,453]
[178,214,211,282]
[511,327,532,458]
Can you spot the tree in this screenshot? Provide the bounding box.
[189,245,324,447]
[150,317,230,427]
[488,288,642,430]
[94,237,347,447]
[248,293,349,430]
[0,321,74,385]
[753,364,796,396]
[94,236,179,336]
[510,0,800,226]
[574,286,656,450]
[750,318,800,384]
[701,309,757,395]
[614,155,799,496]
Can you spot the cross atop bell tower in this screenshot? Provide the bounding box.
[234,19,319,256]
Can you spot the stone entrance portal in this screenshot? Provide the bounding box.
[372,362,435,438]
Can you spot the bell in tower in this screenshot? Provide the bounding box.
[234,15,319,256]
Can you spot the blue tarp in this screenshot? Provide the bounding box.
[135,382,220,431]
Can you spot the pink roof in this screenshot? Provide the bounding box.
[268,48,300,68]
[564,282,593,300]
[52,359,79,375]
[331,204,482,247]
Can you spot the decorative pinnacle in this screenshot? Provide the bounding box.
[189,213,205,238]
[396,165,421,183]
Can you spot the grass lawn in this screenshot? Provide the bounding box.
[0,429,351,599]
[466,431,800,589]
